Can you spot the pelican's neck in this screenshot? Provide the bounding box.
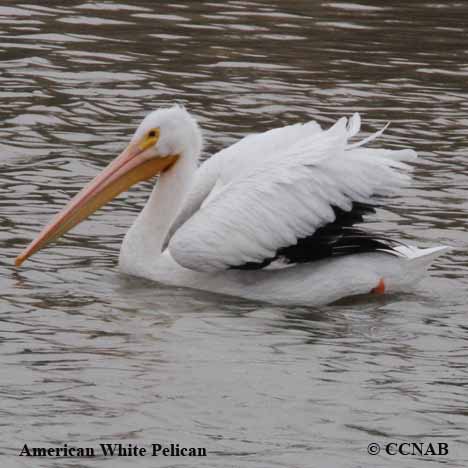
[120,151,197,271]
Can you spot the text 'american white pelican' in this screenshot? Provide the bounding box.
[15,106,449,305]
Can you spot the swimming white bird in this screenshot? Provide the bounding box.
[15,106,449,306]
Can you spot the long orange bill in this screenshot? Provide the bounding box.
[15,144,178,267]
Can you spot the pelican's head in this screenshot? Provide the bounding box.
[15,105,201,267]
[130,105,202,161]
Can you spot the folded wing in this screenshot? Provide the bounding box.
[168,114,417,272]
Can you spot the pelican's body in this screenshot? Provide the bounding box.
[16,106,449,306]
[120,247,446,306]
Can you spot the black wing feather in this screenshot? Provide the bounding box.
[232,202,397,271]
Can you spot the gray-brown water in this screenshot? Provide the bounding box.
[1,1,467,467]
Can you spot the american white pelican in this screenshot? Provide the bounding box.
[15,106,449,306]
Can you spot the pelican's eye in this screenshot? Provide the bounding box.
[139,128,160,151]
[147,128,160,140]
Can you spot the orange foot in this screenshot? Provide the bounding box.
[371,278,386,295]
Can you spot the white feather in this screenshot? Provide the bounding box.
[116,107,449,306]
[168,115,417,272]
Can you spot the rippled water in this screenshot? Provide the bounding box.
[1,1,467,467]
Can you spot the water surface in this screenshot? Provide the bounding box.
[1,1,467,467]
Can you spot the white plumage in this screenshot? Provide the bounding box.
[168,113,415,272]
[17,105,449,306]
[116,107,449,305]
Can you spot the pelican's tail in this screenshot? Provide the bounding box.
[394,244,451,263]
[385,244,451,292]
